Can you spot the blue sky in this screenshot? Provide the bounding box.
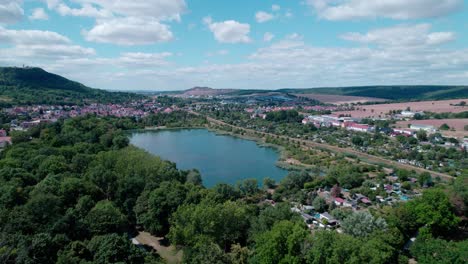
[1,0,467,91]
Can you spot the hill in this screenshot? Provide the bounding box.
[280,85,468,101]
[0,67,143,106]
[177,87,236,97]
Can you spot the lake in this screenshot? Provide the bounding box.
[129,129,288,187]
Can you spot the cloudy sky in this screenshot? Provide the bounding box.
[0,0,467,91]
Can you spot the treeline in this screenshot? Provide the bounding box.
[0,115,466,263]
[266,110,302,123]
[415,111,468,120]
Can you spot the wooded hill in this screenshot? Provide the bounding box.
[0,67,143,106]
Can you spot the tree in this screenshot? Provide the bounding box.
[312,196,328,213]
[252,220,310,264]
[330,184,341,198]
[169,201,250,251]
[351,136,363,146]
[410,229,468,264]
[262,177,276,189]
[136,181,187,236]
[86,233,150,264]
[417,172,433,187]
[406,189,460,236]
[112,135,129,149]
[236,178,259,196]
[249,203,300,239]
[84,200,127,235]
[416,130,428,141]
[186,169,203,186]
[341,211,387,237]
[439,123,450,131]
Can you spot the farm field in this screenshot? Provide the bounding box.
[396,119,467,131]
[395,119,468,138]
[333,99,468,118]
[293,93,387,104]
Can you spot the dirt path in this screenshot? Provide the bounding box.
[190,111,454,181]
[135,232,183,264]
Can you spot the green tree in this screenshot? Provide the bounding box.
[406,189,460,236]
[84,200,127,235]
[136,181,187,236]
[236,178,259,196]
[341,211,387,238]
[312,196,328,213]
[252,220,310,264]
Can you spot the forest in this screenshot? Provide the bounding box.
[0,114,466,264]
[0,67,143,106]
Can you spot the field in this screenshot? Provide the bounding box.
[395,119,468,138]
[333,99,468,118]
[293,93,387,105]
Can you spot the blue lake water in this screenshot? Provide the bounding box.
[129,129,288,187]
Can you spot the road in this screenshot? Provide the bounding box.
[190,111,454,181]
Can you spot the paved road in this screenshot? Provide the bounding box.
[191,111,454,181]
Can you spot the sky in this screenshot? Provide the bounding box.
[0,0,467,91]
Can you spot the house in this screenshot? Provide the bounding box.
[334,197,345,206]
[361,198,371,205]
[319,212,334,222]
[0,129,7,137]
[410,124,436,133]
[346,123,371,133]
[393,128,415,136]
[0,137,12,148]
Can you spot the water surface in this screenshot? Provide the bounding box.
[129,129,288,187]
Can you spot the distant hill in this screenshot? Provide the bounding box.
[279,86,468,101]
[0,67,143,106]
[177,87,236,97]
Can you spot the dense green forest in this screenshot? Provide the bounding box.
[0,114,466,263]
[0,67,143,106]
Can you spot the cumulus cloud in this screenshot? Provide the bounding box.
[45,0,186,45]
[29,8,49,20]
[204,17,251,44]
[0,27,94,64]
[263,32,275,42]
[55,3,112,18]
[0,0,24,24]
[272,5,281,11]
[83,17,173,45]
[255,11,274,23]
[0,27,70,45]
[308,0,463,20]
[341,24,455,47]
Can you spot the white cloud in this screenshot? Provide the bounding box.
[255,11,274,23]
[0,28,94,64]
[45,0,186,46]
[52,0,187,21]
[341,24,455,47]
[0,0,23,24]
[30,8,49,20]
[263,32,275,42]
[204,17,251,44]
[272,4,281,11]
[83,17,173,45]
[308,0,463,20]
[0,27,70,45]
[55,3,112,18]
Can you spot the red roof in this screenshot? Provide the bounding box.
[361,198,371,204]
[335,197,345,203]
